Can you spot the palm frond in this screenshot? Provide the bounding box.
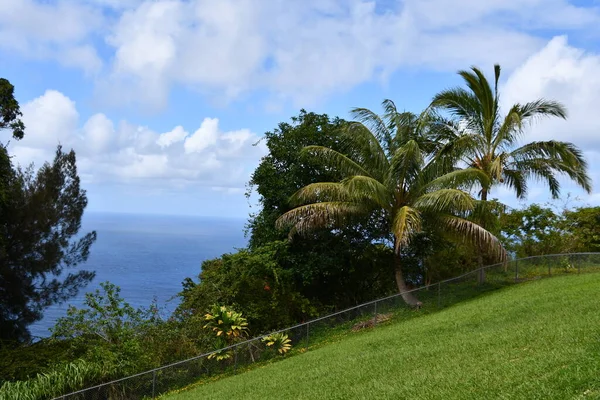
[494,101,567,151]
[502,169,528,199]
[424,168,490,192]
[511,141,591,193]
[458,66,497,138]
[349,107,394,153]
[414,188,475,215]
[301,146,372,178]
[276,202,371,236]
[342,122,389,180]
[341,175,394,211]
[430,88,484,134]
[391,206,422,252]
[388,140,422,189]
[512,159,561,198]
[518,99,567,120]
[289,182,349,207]
[440,215,506,260]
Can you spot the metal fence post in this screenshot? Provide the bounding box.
[548,263,551,277]
[152,370,156,399]
[305,323,310,351]
[515,259,519,282]
[234,346,238,374]
[373,301,378,326]
[577,255,581,274]
[437,282,441,309]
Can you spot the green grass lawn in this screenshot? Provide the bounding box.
[167,273,600,399]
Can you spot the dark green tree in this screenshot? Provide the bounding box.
[562,206,600,253]
[246,110,396,308]
[0,78,96,344]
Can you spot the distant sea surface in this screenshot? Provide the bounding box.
[30,212,247,339]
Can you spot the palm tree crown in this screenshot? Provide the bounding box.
[430,64,591,201]
[276,100,505,305]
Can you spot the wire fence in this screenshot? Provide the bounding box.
[54,252,600,400]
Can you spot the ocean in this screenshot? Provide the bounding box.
[30,212,247,339]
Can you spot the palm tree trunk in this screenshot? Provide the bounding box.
[394,252,422,308]
[477,188,489,284]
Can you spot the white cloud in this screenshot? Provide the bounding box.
[497,36,600,205]
[98,0,600,109]
[0,0,103,73]
[157,126,187,148]
[3,0,600,108]
[502,36,600,149]
[184,118,220,154]
[10,90,267,190]
[21,90,79,149]
[83,113,115,153]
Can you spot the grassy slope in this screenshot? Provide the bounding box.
[168,273,600,400]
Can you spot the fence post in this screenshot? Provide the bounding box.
[152,370,156,399]
[548,263,551,277]
[577,255,581,274]
[515,259,519,282]
[373,301,378,326]
[437,282,441,309]
[234,346,238,374]
[305,323,310,351]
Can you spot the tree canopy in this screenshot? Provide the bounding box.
[277,100,505,306]
[0,78,96,344]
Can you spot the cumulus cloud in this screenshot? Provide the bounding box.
[499,36,600,204]
[10,90,267,190]
[3,0,600,108]
[0,0,103,73]
[97,0,600,109]
[502,36,600,149]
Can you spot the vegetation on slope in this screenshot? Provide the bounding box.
[168,273,600,400]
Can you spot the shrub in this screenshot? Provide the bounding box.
[0,359,107,400]
[204,305,249,360]
[262,333,292,355]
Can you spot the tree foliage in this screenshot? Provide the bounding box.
[277,100,506,306]
[0,78,96,344]
[245,110,396,309]
[0,78,25,141]
[430,64,591,203]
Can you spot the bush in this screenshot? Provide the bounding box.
[0,359,108,400]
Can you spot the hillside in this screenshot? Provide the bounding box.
[168,273,600,399]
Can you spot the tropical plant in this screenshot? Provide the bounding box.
[204,305,249,360]
[204,305,249,340]
[262,333,292,355]
[430,64,591,203]
[276,100,505,306]
[429,64,590,280]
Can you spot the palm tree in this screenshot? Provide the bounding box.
[430,64,591,204]
[276,101,505,306]
[430,65,591,279]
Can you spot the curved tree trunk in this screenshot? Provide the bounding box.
[394,252,422,308]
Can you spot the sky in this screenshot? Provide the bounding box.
[1,0,600,218]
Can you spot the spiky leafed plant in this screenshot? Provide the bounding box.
[204,305,249,340]
[430,64,591,205]
[204,305,249,360]
[430,65,591,278]
[262,332,292,355]
[276,100,506,306]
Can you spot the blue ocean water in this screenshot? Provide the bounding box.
[30,212,247,339]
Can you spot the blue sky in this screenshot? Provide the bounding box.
[1,0,600,217]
